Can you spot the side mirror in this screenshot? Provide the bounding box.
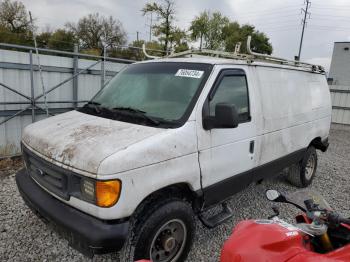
[265,189,287,203]
[203,103,239,130]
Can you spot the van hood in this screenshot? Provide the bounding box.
[22,110,166,174]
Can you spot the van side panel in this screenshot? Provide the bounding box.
[255,67,331,167]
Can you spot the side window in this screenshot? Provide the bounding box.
[209,74,250,122]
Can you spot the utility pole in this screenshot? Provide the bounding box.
[149,13,153,42]
[136,31,140,41]
[145,13,154,42]
[297,0,311,61]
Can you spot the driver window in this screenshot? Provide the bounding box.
[209,75,250,122]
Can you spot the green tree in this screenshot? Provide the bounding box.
[145,40,166,56]
[27,28,76,51]
[36,30,52,48]
[66,13,126,51]
[189,11,209,50]
[205,12,229,50]
[142,0,176,52]
[169,27,188,53]
[189,11,272,54]
[189,11,229,50]
[221,21,241,51]
[48,29,76,51]
[0,24,31,45]
[0,0,33,45]
[222,23,272,55]
[249,31,273,55]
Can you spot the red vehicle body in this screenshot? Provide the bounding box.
[221,219,350,262]
[140,190,350,262]
[221,189,350,262]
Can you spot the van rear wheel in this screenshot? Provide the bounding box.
[120,198,195,262]
[286,146,317,187]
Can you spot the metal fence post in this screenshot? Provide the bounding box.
[73,44,79,108]
[101,46,106,89]
[29,50,35,122]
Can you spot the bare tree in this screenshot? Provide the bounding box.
[0,0,31,33]
[66,13,127,50]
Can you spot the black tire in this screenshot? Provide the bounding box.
[286,146,318,187]
[120,198,195,262]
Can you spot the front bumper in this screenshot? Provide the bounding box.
[15,168,129,257]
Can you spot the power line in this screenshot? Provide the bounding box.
[312,13,350,20]
[258,24,300,30]
[234,13,303,23]
[308,25,350,30]
[297,0,311,60]
[234,10,301,19]
[264,27,301,33]
[254,19,300,26]
[311,6,350,11]
[230,6,302,15]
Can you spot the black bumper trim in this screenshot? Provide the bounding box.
[15,168,129,257]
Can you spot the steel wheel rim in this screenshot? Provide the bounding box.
[149,219,187,262]
[305,154,315,180]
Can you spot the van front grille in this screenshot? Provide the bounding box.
[22,145,69,200]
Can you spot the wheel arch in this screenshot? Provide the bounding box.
[310,136,329,152]
[133,183,202,217]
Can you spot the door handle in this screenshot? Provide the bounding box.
[249,140,255,154]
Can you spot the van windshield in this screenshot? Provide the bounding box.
[81,62,212,127]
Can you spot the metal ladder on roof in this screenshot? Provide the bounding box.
[142,36,325,74]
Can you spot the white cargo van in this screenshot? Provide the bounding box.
[16,48,331,261]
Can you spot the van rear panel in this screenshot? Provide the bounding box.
[254,66,331,166]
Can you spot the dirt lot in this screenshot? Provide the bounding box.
[1,126,349,261]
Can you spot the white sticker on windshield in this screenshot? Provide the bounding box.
[175,69,204,79]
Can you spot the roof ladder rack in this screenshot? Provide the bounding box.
[142,36,325,73]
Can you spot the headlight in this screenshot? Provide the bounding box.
[81,179,95,202]
[80,178,121,207]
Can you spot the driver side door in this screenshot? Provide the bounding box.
[198,68,257,207]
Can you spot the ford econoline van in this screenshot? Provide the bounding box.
[16,51,331,261]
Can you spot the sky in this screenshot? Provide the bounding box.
[21,0,350,71]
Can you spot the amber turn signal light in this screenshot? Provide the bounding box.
[95,180,121,207]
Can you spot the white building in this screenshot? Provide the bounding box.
[328,42,350,125]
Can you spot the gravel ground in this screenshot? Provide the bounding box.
[1,126,349,262]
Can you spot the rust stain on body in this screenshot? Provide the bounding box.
[58,124,115,163]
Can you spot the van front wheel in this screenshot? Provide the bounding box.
[120,199,195,262]
[286,146,318,187]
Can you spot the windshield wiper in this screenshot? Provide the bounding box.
[85,101,102,113]
[112,107,160,125]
